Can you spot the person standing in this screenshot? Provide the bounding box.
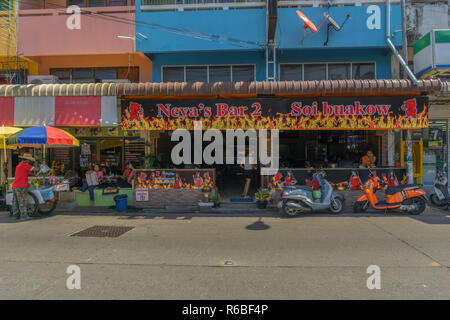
[240,150,257,197]
[12,153,39,220]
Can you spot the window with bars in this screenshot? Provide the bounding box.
[279,62,376,81]
[50,67,139,83]
[0,70,27,84]
[66,0,132,7]
[162,65,255,82]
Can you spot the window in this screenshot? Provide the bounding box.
[88,0,106,7]
[328,64,350,80]
[51,69,71,83]
[163,67,184,82]
[162,65,255,82]
[0,70,27,84]
[50,67,139,83]
[209,66,231,82]
[67,0,85,7]
[73,68,95,83]
[109,0,128,5]
[186,66,207,82]
[232,65,254,82]
[95,69,117,81]
[66,0,132,7]
[352,63,375,79]
[304,64,326,81]
[280,64,302,81]
[279,62,375,81]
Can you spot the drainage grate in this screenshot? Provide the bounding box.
[70,225,134,238]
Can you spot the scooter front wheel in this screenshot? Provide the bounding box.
[430,194,445,207]
[353,200,369,213]
[408,197,426,215]
[282,201,300,218]
[329,198,344,214]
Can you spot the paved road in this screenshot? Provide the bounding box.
[0,209,449,299]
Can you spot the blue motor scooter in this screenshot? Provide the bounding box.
[278,171,344,217]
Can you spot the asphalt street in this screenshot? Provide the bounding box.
[0,208,449,299]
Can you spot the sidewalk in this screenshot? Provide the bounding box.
[54,201,279,215]
[51,201,447,216]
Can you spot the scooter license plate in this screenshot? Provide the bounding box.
[277,200,283,209]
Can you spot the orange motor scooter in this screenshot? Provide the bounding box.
[353,169,428,215]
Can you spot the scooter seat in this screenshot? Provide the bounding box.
[386,184,420,195]
[285,185,312,192]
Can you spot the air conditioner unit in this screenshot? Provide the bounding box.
[101,79,131,83]
[27,75,59,84]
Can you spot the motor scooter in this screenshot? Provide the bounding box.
[278,171,344,217]
[430,166,450,208]
[353,169,428,215]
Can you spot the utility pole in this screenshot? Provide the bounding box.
[401,0,414,184]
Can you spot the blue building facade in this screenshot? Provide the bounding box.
[135,2,402,83]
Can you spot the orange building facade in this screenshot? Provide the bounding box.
[17,0,152,83]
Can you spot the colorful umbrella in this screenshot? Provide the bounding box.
[6,126,80,148]
[0,126,21,163]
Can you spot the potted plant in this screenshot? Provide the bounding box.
[212,193,221,208]
[201,183,212,202]
[254,189,271,209]
[144,155,156,168]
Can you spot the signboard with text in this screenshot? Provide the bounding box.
[121,97,428,131]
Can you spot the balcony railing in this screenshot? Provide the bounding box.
[141,0,449,12]
[140,0,265,11]
[18,0,135,10]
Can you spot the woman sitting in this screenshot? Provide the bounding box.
[77,164,102,206]
[116,162,135,188]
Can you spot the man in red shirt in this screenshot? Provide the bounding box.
[12,153,39,220]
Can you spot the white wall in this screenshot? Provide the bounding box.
[406,2,449,43]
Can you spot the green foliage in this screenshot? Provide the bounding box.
[144,153,166,168]
[144,155,156,168]
[254,189,271,202]
[0,182,6,195]
[212,193,221,204]
[156,153,164,163]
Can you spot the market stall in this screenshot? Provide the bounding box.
[133,168,216,208]
[5,126,80,214]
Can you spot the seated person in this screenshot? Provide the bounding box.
[93,164,104,183]
[101,165,114,180]
[361,150,377,168]
[116,162,135,188]
[75,165,100,206]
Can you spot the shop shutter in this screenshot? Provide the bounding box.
[101,96,118,126]
[14,97,55,126]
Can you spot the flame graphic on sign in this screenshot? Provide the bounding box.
[121,106,428,130]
